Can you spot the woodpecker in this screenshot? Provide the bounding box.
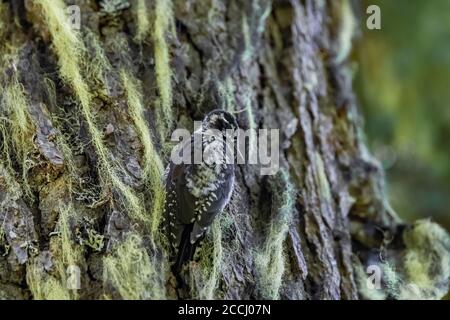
[163,109,238,275]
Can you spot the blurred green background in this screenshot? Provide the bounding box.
[353,0,450,231]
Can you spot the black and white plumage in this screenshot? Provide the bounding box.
[163,110,238,274]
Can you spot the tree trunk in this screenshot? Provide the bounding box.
[0,0,448,300]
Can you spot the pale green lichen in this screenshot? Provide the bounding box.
[254,170,296,299]
[335,0,355,63]
[244,93,257,161]
[1,73,35,199]
[134,0,151,42]
[353,259,386,300]
[190,218,224,299]
[153,0,174,138]
[315,152,332,202]
[0,220,10,257]
[82,30,113,94]
[374,220,450,300]
[187,205,240,300]
[78,228,105,252]
[26,266,72,300]
[241,14,253,63]
[355,219,450,300]
[103,233,168,299]
[27,203,83,300]
[0,3,5,37]
[36,0,148,224]
[120,70,166,234]
[42,77,79,192]
[217,76,236,113]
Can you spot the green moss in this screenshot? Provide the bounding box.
[254,170,296,299]
[103,233,167,299]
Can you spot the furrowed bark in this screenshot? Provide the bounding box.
[0,0,448,300]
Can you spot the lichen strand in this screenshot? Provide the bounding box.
[102,233,167,299]
[27,203,83,300]
[120,70,165,234]
[254,170,296,299]
[26,265,71,300]
[217,77,236,113]
[42,77,79,191]
[134,0,151,42]
[331,0,355,64]
[35,0,148,224]
[0,75,35,198]
[315,152,332,202]
[153,0,174,138]
[190,217,224,299]
[244,94,257,160]
[82,30,113,94]
[0,164,21,207]
[56,204,83,270]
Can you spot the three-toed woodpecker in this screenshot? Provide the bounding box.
[163,109,238,274]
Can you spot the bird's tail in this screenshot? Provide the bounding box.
[171,224,197,276]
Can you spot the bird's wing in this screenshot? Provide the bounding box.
[164,161,197,255]
[189,169,234,244]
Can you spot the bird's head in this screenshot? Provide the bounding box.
[201,109,242,165]
[202,109,238,132]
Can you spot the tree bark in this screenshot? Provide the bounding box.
[0,0,448,300]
